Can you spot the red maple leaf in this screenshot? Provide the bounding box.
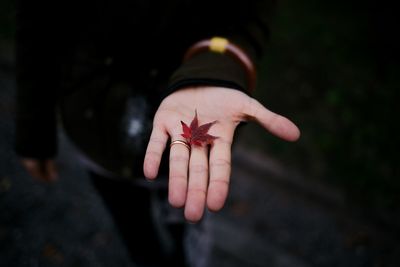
[181,110,218,146]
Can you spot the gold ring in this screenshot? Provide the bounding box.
[170,140,190,151]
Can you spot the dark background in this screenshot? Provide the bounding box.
[243,0,400,229]
[1,0,399,266]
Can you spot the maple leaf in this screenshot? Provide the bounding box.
[181,110,218,146]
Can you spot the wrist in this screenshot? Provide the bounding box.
[184,37,256,92]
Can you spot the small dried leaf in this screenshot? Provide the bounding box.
[180,110,218,146]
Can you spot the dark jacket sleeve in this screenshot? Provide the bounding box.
[14,1,62,158]
[167,0,276,94]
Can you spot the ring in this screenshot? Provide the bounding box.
[170,140,191,151]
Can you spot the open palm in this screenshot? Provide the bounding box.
[143,87,300,222]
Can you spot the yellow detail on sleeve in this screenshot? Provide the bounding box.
[209,37,228,53]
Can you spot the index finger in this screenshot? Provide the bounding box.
[207,136,232,212]
[143,124,169,179]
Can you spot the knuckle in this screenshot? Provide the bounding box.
[190,164,208,174]
[149,137,165,146]
[170,154,189,162]
[210,158,231,168]
[215,137,232,146]
[146,150,162,158]
[209,177,230,186]
[187,187,207,196]
[170,174,187,182]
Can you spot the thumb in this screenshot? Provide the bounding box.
[244,98,300,142]
[44,160,58,182]
[21,159,44,180]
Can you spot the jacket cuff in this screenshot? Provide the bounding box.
[165,51,251,97]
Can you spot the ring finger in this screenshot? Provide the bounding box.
[169,135,190,208]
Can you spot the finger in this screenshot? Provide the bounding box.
[143,125,168,179]
[185,145,209,222]
[44,160,58,182]
[207,136,232,212]
[21,159,46,181]
[245,98,301,142]
[168,135,190,208]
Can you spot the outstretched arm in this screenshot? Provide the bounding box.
[145,0,287,222]
[143,87,300,222]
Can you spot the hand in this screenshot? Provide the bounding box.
[143,87,300,222]
[20,158,58,182]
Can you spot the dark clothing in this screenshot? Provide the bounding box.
[90,173,187,266]
[15,0,274,161]
[14,1,274,266]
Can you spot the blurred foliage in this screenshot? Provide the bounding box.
[242,0,399,220]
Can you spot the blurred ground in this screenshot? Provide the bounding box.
[1,0,400,266]
[1,44,399,266]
